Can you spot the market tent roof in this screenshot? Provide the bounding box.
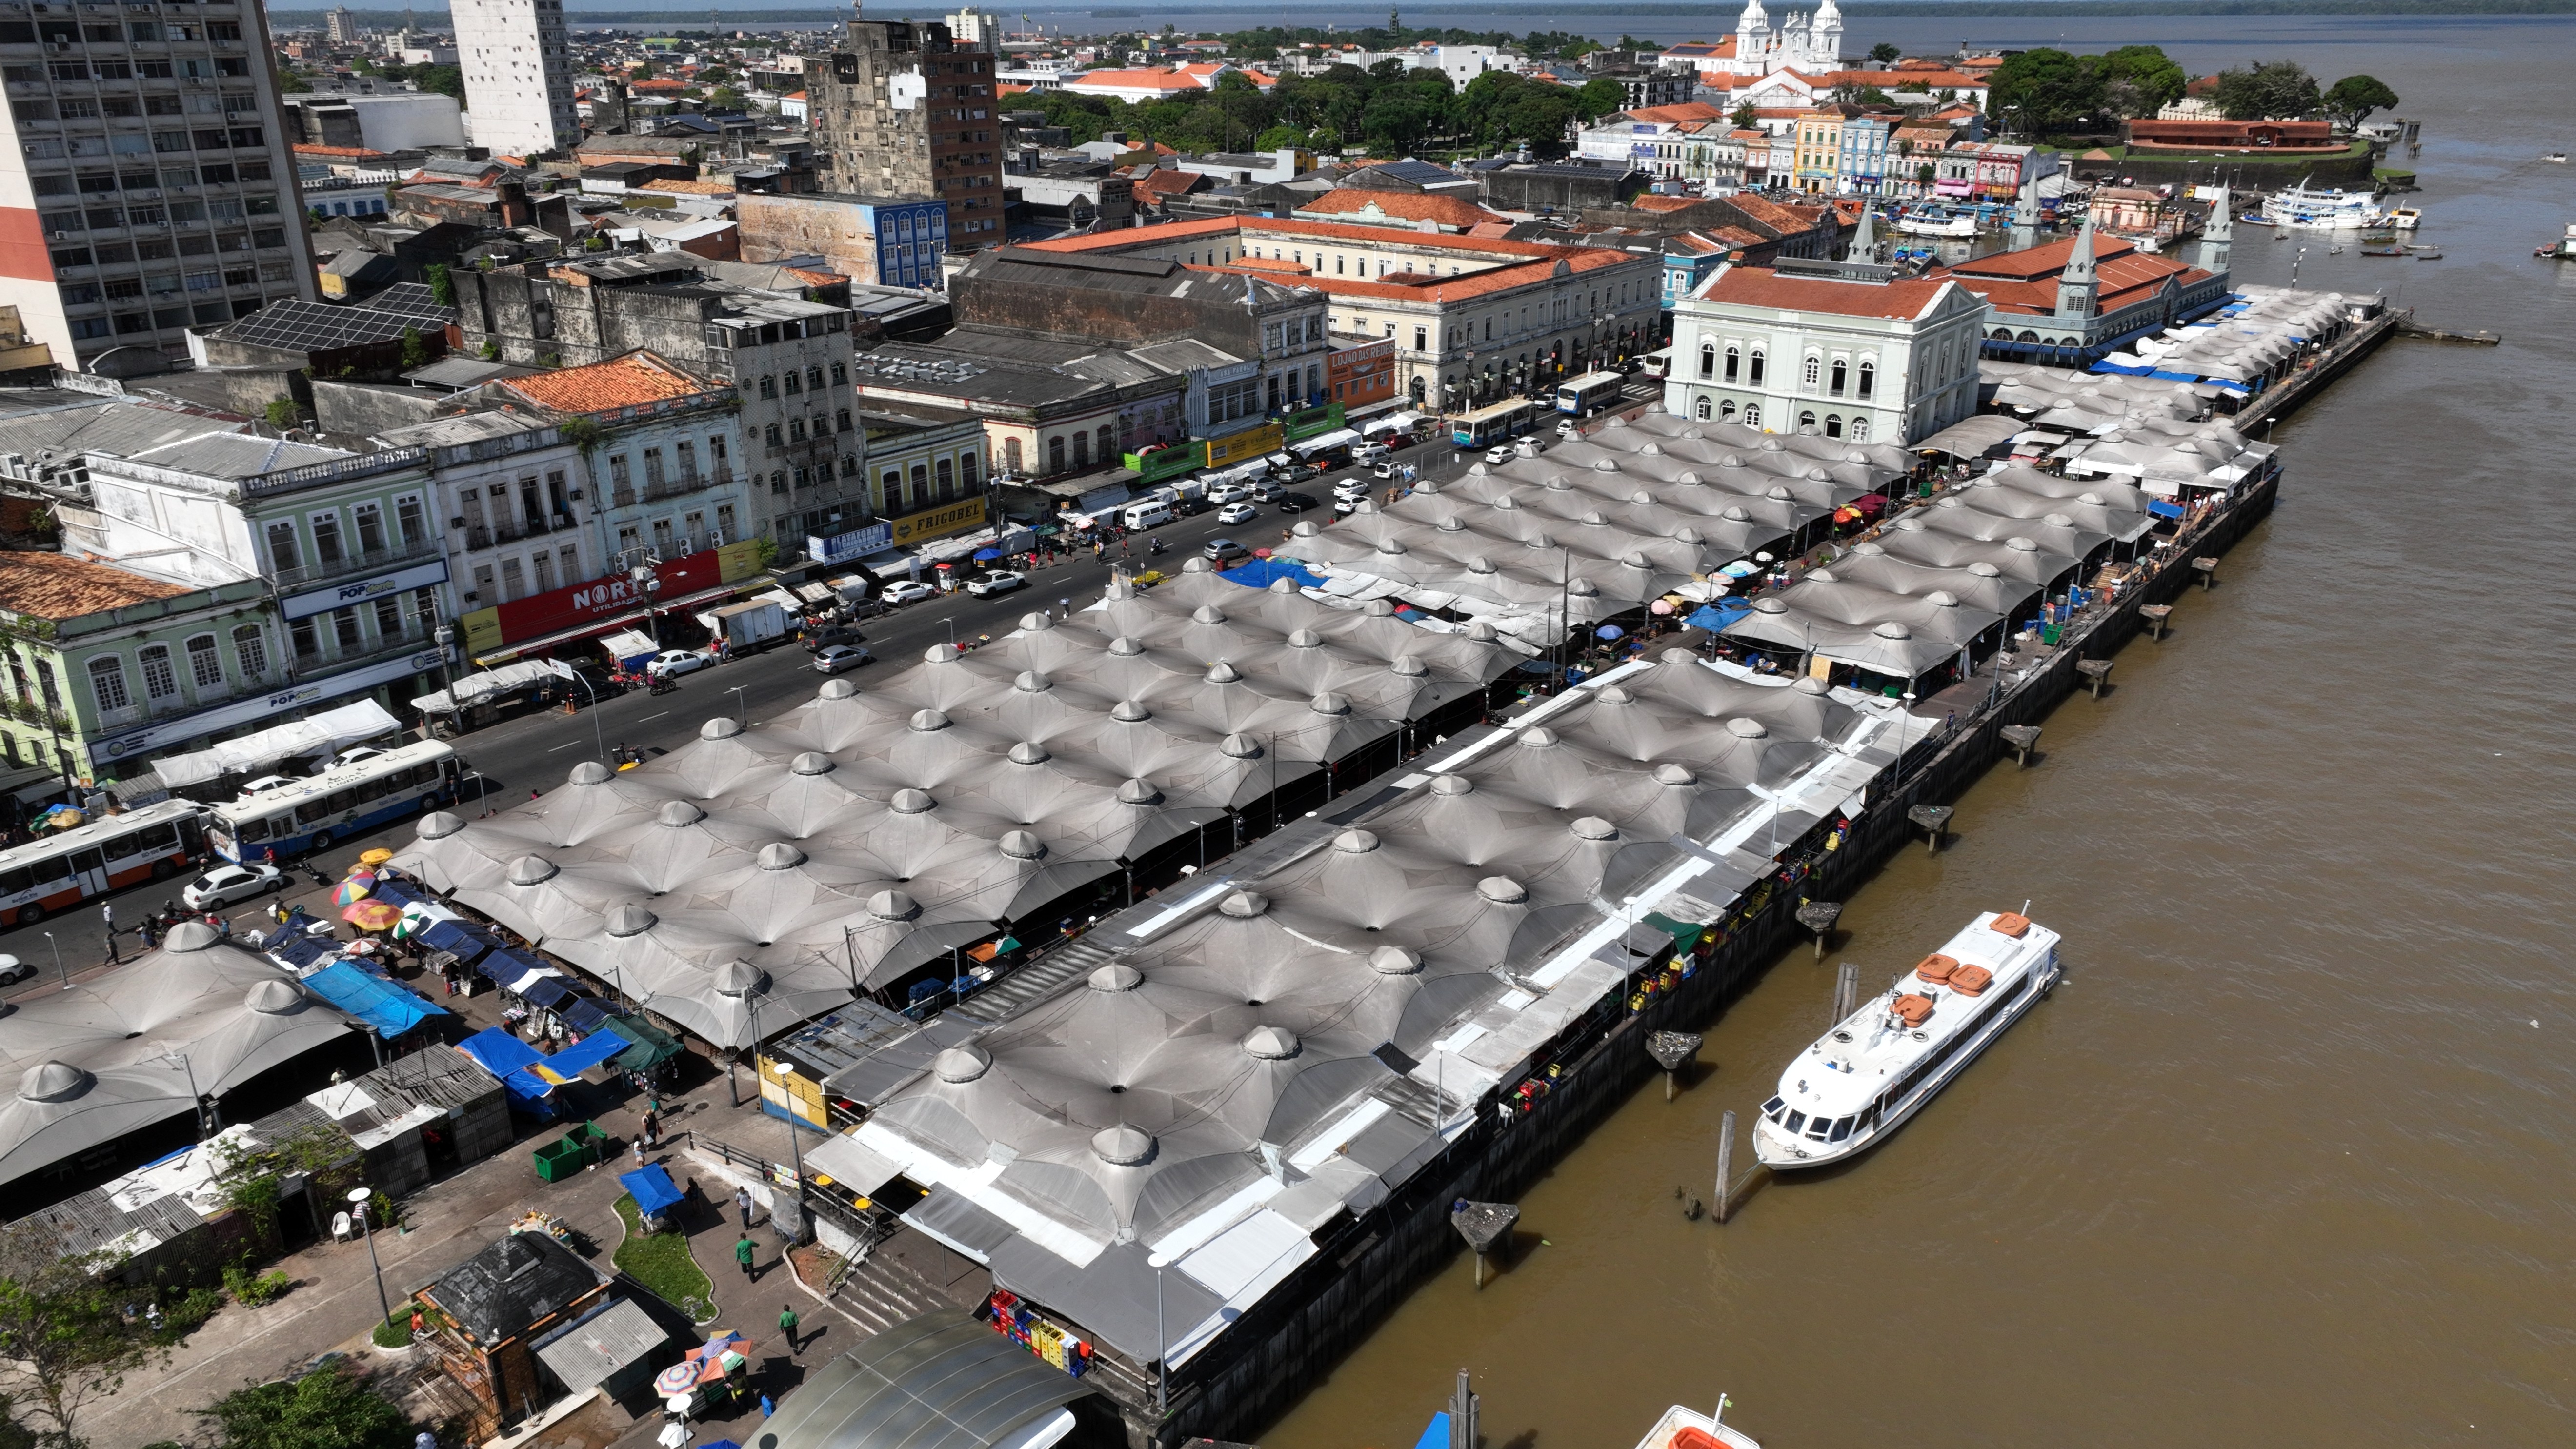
[392,571,1518,1047]
[1913,414,2023,458]
[754,1312,1100,1449]
[300,961,449,1039]
[151,701,402,788]
[0,924,367,1190]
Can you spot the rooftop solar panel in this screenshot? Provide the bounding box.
[366,283,455,320]
[221,300,444,353]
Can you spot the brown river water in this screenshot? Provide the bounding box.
[1259,18,2576,1449]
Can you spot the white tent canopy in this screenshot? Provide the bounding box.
[152,700,404,788]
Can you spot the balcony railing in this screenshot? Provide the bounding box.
[642,465,731,504]
[271,533,442,592]
[461,515,582,552]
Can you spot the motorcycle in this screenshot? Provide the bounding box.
[647,675,678,696]
[1148,537,1167,556]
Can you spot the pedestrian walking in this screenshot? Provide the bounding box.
[779,1304,800,1355]
[641,1107,659,1147]
[736,1185,754,1229]
[759,1392,776,1419]
[631,1135,647,1168]
[735,1235,756,1282]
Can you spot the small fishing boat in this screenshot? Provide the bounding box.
[1895,205,1978,238]
[2536,221,2576,259]
[2360,244,2407,256]
[2413,246,2443,259]
[1754,908,2062,1169]
[1634,1402,1762,1449]
[2328,244,2344,254]
[2383,206,2423,230]
[2546,152,2569,163]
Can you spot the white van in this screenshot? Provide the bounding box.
[1121,501,1175,530]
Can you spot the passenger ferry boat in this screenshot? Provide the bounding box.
[1896,206,1979,238]
[1754,909,2062,1169]
[1633,1403,1762,1449]
[2260,181,2385,230]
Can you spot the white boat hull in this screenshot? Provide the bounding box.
[1897,215,1978,238]
[1755,949,2061,1170]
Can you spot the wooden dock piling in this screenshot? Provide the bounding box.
[2140,603,2172,640]
[1796,900,1842,959]
[1833,962,1859,1024]
[2193,557,2219,589]
[1714,1110,1736,1224]
[2076,659,2113,698]
[1906,803,1952,853]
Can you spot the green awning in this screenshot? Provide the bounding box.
[599,1016,683,1072]
[1641,911,1708,951]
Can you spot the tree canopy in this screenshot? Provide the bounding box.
[2322,74,2400,125]
[0,1228,166,1449]
[1987,44,2188,135]
[2214,60,2322,121]
[1022,61,1474,158]
[194,1365,417,1449]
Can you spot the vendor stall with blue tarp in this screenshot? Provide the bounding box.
[457,1026,623,1119]
[616,1163,684,1230]
[303,960,449,1041]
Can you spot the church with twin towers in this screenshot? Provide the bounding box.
[1713,0,1848,76]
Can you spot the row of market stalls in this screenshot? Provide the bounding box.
[1277,411,1916,644]
[797,647,1930,1391]
[2090,282,2383,399]
[391,563,1529,1048]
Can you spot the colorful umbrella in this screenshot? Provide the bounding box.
[343,901,403,931]
[333,876,374,906]
[358,848,395,866]
[394,906,433,940]
[1832,505,1863,523]
[653,1363,700,1396]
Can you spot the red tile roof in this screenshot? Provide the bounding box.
[0,551,189,620]
[1620,101,1727,126]
[1295,189,1503,229]
[293,144,390,159]
[1696,266,1960,320]
[1932,234,2215,317]
[500,352,717,415]
[1630,194,1701,214]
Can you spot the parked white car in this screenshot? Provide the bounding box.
[1216,502,1258,524]
[182,863,287,911]
[644,648,717,679]
[880,580,938,605]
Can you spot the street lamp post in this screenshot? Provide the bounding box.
[727,685,747,729]
[348,1186,393,1330]
[564,669,607,763]
[1148,1252,1169,1416]
[42,930,62,989]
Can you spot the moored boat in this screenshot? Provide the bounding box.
[1896,206,1978,238]
[1635,1402,1762,1449]
[2261,181,2385,230]
[1754,908,2063,1169]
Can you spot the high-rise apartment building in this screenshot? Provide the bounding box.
[324,7,358,44]
[810,19,1003,251]
[451,0,578,160]
[0,4,319,370]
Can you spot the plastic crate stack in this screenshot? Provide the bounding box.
[982,1289,1092,1376]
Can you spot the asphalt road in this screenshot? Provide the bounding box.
[0,419,1566,994]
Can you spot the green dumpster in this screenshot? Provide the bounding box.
[533,1121,609,1182]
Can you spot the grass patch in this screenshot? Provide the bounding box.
[613,1194,715,1322]
[371,1313,412,1349]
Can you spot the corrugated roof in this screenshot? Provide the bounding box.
[425,1230,605,1343]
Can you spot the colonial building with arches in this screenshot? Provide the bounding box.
[1932,215,2234,366]
[1662,217,1986,446]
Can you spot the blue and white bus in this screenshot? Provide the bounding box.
[1555,370,1627,415]
[208,740,461,861]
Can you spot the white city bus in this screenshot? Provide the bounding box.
[208,740,462,862]
[1555,370,1628,415]
[0,798,209,927]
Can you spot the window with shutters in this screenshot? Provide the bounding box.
[187,634,221,689]
[233,625,267,680]
[87,656,129,713]
[138,644,176,701]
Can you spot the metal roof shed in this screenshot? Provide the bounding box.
[757,1313,1103,1449]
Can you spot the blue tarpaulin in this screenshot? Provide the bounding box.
[1220,557,1327,590]
[516,972,572,1007]
[2147,498,2188,519]
[1687,599,1752,632]
[456,1027,557,1116]
[618,1164,684,1217]
[304,960,448,1038]
[420,919,498,963]
[367,878,426,910]
[536,1029,627,1080]
[482,946,551,987]
[560,995,611,1033]
[270,934,335,970]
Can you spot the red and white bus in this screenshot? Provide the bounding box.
[0,798,208,927]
